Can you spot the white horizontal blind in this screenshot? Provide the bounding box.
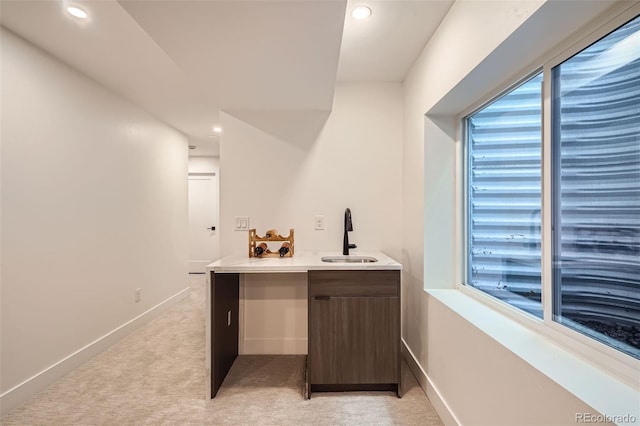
[467,73,543,317]
[552,15,640,358]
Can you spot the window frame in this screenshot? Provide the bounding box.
[456,2,640,382]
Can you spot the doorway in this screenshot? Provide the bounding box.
[188,173,219,273]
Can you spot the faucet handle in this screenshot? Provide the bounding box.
[348,244,357,249]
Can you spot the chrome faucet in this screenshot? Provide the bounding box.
[343,208,357,255]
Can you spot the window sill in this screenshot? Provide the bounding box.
[426,288,640,421]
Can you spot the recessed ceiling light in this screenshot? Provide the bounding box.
[351,5,371,20]
[66,6,88,19]
[212,126,222,133]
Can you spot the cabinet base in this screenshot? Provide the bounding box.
[310,383,399,395]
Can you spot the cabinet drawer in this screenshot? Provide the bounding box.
[309,270,399,297]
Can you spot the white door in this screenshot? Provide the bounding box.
[188,173,219,273]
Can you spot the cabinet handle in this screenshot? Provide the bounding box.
[314,296,330,300]
[227,310,231,326]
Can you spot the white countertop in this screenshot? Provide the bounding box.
[206,251,402,273]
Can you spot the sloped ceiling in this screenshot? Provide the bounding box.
[0,0,454,154]
[0,0,346,152]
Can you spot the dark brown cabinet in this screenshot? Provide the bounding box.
[210,272,239,398]
[308,270,401,396]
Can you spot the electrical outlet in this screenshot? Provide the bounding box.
[134,288,141,303]
[314,215,325,230]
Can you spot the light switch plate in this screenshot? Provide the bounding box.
[314,215,325,230]
[234,216,249,231]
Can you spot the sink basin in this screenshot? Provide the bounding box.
[321,255,378,263]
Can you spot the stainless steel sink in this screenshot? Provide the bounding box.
[321,255,378,263]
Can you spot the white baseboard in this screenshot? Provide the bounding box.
[401,339,460,426]
[0,287,190,416]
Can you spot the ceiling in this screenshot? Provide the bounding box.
[0,0,453,156]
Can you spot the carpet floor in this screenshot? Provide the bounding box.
[1,274,443,425]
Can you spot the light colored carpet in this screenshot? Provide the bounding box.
[2,274,443,425]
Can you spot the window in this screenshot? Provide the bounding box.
[552,15,640,359]
[464,13,639,360]
[466,72,543,318]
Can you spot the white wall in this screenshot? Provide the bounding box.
[424,295,610,426]
[219,82,403,353]
[188,156,219,174]
[220,82,403,259]
[0,29,189,412]
[402,1,627,425]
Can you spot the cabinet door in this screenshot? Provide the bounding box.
[309,295,399,384]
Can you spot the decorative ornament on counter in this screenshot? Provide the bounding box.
[249,228,294,258]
